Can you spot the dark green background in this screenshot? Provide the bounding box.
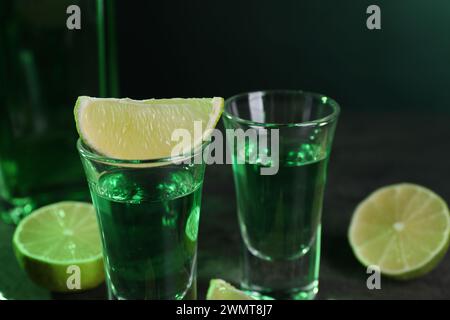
[116,0,450,112]
[1,0,450,300]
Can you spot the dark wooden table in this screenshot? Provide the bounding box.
[1,111,449,300]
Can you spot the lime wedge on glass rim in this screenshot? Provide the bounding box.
[74,96,224,160]
[207,279,257,300]
[13,202,104,292]
[349,183,450,279]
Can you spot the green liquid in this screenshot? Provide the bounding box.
[0,0,114,223]
[0,131,89,223]
[233,143,327,261]
[0,135,86,198]
[90,168,202,300]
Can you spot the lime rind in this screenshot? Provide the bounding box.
[74,96,224,160]
[206,279,256,300]
[14,247,104,292]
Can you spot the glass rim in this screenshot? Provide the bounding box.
[223,89,340,128]
[76,138,208,164]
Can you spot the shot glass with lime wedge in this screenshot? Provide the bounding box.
[75,96,223,300]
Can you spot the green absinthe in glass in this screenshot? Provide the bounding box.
[89,167,203,300]
[233,142,326,262]
[224,90,339,300]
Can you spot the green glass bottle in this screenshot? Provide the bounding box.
[0,0,118,223]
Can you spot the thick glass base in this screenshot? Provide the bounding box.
[107,276,197,300]
[243,281,318,300]
[240,225,321,301]
[0,188,90,224]
[0,197,36,224]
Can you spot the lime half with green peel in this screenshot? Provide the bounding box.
[349,183,450,279]
[206,279,257,300]
[74,96,224,160]
[13,202,104,292]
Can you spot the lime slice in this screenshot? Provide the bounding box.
[74,96,224,160]
[206,279,257,300]
[349,183,450,279]
[13,202,104,292]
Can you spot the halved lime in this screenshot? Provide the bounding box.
[13,202,104,292]
[74,96,224,160]
[349,183,450,279]
[206,279,256,300]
